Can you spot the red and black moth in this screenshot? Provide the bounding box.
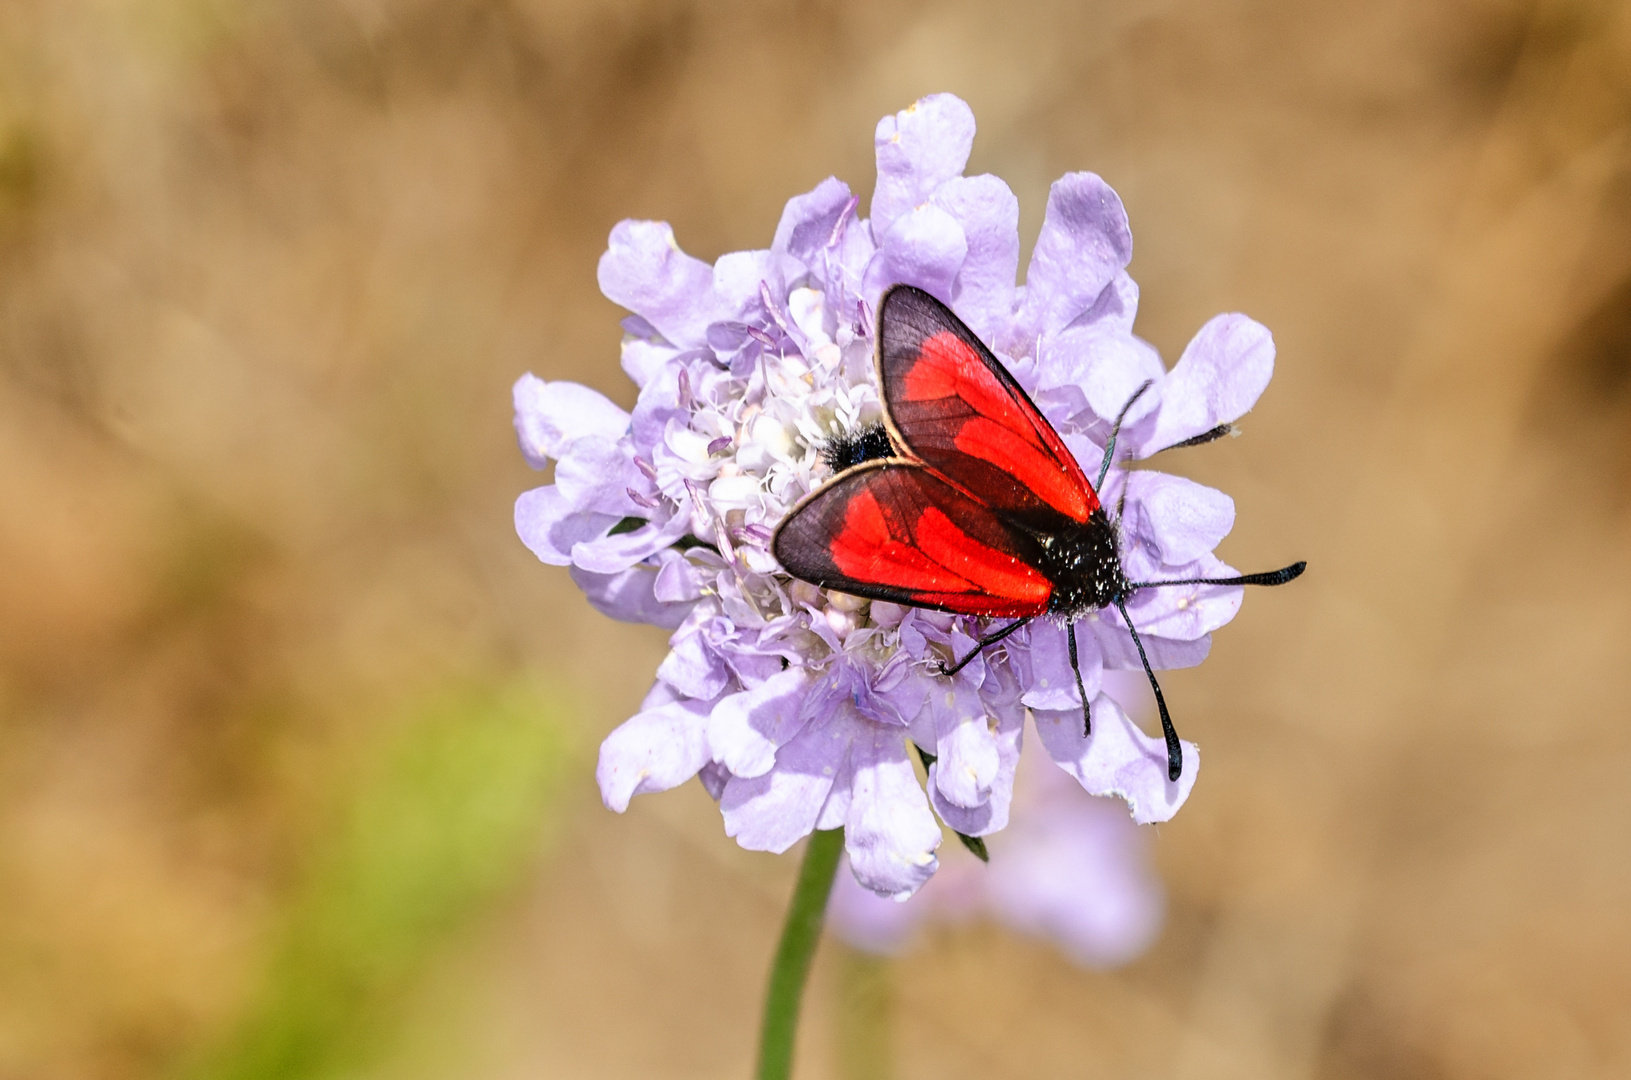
[772,285,1305,782]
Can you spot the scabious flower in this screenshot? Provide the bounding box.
[828,673,1165,966]
[514,93,1276,899]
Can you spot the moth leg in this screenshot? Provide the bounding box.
[1115,598,1182,781]
[1068,621,1091,736]
[937,617,1030,677]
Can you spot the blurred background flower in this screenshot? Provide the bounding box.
[2,2,1630,1079]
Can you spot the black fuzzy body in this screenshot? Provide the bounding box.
[1033,508,1129,618]
[821,423,894,472]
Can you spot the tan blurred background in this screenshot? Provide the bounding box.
[2,1,1630,1077]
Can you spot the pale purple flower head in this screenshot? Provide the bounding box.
[513,94,1276,898]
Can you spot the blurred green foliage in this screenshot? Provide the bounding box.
[186,681,573,1080]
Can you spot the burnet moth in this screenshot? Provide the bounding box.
[772,285,1305,782]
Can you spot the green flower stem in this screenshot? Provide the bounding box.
[756,827,845,1080]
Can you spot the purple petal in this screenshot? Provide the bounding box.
[718,640,786,690]
[870,662,933,741]
[813,744,855,832]
[850,667,917,729]
[719,714,852,853]
[1039,321,1164,431]
[1122,472,1235,565]
[863,204,968,308]
[931,174,1020,343]
[1021,621,1104,712]
[619,334,680,389]
[708,666,815,778]
[512,375,631,468]
[845,724,941,898]
[1014,173,1133,343]
[929,697,1023,837]
[712,249,801,328]
[826,212,878,318]
[698,761,730,801]
[796,662,865,725]
[870,93,976,239]
[653,549,708,603]
[628,363,688,458]
[1119,554,1243,641]
[927,682,999,809]
[597,219,720,350]
[555,435,650,517]
[1032,694,1198,824]
[980,651,1030,730]
[772,176,856,269]
[569,505,692,574]
[656,608,732,701]
[1087,616,1212,670]
[514,486,619,567]
[1079,271,1141,336]
[596,684,716,812]
[569,562,694,630]
[1140,314,1274,456]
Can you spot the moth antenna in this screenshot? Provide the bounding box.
[1095,380,1154,492]
[1130,561,1307,590]
[937,618,1031,677]
[1156,422,1234,452]
[1114,598,1182,782]
[1068,621,1091,736]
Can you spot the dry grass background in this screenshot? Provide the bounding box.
[2,1,1630,1078]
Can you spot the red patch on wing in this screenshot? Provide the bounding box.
[906,332,1030,435]
[830,490,979,595]
[880,289,1098,526]
[914,507,1051,604]
[772,464,1053,619]
[952,416,1089,523]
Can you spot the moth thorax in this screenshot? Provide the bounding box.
[1040,509,1128,618]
